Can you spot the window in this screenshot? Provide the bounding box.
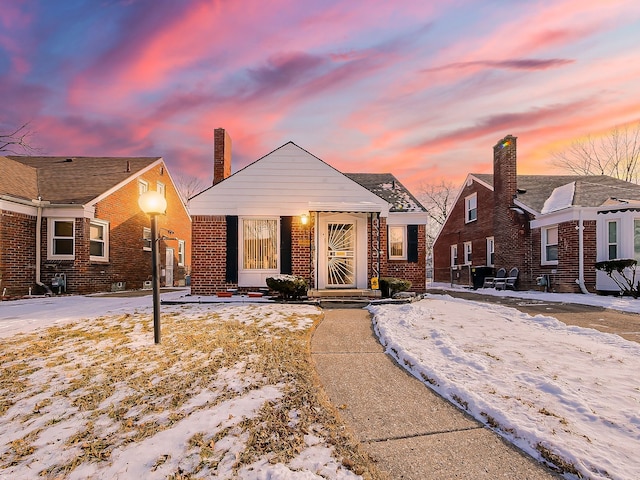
[465,193,477,223]
[242,218,278,270]
[635,220,640,261]
[464,241,472,265]
[178,239,185,266]
[542,225,558,265]
[450,245,458,266]
[607,221,618,260]
[143,227,152,251]
[486,237,495,266]
[48,219,75,259]
[138,179,149,195]
[90,220,109,261]
[157,181,165,197]
[388,225,406,259]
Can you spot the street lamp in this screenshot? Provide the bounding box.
[138,190,167,344]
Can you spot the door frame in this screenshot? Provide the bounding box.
[317,212,368,289]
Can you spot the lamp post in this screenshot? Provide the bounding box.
[138,191,167,344]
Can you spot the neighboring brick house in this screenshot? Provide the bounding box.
[0,155,191,297]
[433,134,640,294]
[189,129,428,296]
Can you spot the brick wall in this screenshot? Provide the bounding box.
[0,210,37,297]
[213,128,231,185]
[191,215,230,295]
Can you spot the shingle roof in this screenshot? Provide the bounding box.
[0,156,39,200]
[5,156,160,204]
[344,173,426,212]
[470,173,640,212]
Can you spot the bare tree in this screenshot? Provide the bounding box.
[550,122,640,183]
[417,179,458,250]
[0,122,40,155]
[174,173,208,206]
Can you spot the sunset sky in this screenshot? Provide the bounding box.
[2,0,640,192]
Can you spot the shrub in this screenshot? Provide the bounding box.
[379,277,412,298]
[266,275,308,300]
[594,259,639,298]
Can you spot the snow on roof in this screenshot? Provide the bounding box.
[541,181,575,214]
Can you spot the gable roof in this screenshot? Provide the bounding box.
[5,156,160,204]
[470,173,640,212]
[0,156,39,200]
[344,173,426,213]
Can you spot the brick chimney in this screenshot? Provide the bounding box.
[213,128,232,185]
[493,134,517,205]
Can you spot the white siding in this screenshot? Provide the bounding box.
[189,143,389,216]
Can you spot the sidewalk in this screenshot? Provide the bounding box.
[311,308,561,479]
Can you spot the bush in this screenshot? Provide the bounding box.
[594,259,639,298]
[379,277,412,298]
[266,275,308,300]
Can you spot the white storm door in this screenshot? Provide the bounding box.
[165,248,174,286]
[326,222,356,287]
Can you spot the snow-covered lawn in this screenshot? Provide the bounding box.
[0,293,368,479]
[2,287,640,479]
[370,292,640,480]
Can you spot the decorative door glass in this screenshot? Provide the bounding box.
[327,223,355,287]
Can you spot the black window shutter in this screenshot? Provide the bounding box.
[280,216,293,274]
[226,216,238,283]
[407,225,419,263]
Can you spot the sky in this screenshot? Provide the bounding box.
[1,288,640,478]
[2,1,640,192]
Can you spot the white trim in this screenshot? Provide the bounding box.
[541,225,559,266]
[463,241,472,265]
[47,218,75,260]
[486,236,495,267]
[386,211,428,224]
[178,239,186,266]
[89,219,109,262]
[388,225,407,260]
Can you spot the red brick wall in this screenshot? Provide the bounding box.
[213,128,231,185]
[291,215,313,287]
[191,215,229,295]
[433,179,495,285]
[35,162,192,295]
[0,210,37,297]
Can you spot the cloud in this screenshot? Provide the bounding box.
[424,58,575,73]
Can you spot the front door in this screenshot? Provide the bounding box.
[326,222,356,287]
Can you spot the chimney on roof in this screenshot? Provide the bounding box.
[493,134,517,204]
[126,160,131,172]
[213,128,232,185]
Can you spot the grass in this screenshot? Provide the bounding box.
[0,304,384,479]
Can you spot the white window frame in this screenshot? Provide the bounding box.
[178,239,185,266]
[388,225,407,260]
[240,217,279,272]
[542,225,559,265]
[463,241,472,265]
[90,219,109,262]
[138,179,149,196]
[607,220,619,260]
[465,193,477,223]
[48,218,75,260]
[143,227,152,251]
[450,244,458,266]
[157,181,165,197]
[486,237,494,266]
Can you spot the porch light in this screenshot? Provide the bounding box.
[139,190,167,344]
[301,213,309,225]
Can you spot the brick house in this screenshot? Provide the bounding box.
[189,129,428,296]
[433,134,640,293]
[0,155,191,297]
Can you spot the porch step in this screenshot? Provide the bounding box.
[307,289,382,299]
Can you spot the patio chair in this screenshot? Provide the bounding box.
[483,268,506,288]
[496,267,519,290]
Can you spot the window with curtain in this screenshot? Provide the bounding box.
[388,225,406,259]
[243,218,278,270]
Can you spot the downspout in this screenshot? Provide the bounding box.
[34,197,53,296]
[576,209,589,294]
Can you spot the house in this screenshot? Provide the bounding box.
[0,155,191,297]
[189,129,427,296]
[433,134,640,294]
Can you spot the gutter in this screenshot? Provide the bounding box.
[576,209,589,294]
[33,198,53,296]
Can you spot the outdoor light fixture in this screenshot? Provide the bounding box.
[301,213,309,225]
[138,190,167,344]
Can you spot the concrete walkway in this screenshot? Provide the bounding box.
[311,308,561,479]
